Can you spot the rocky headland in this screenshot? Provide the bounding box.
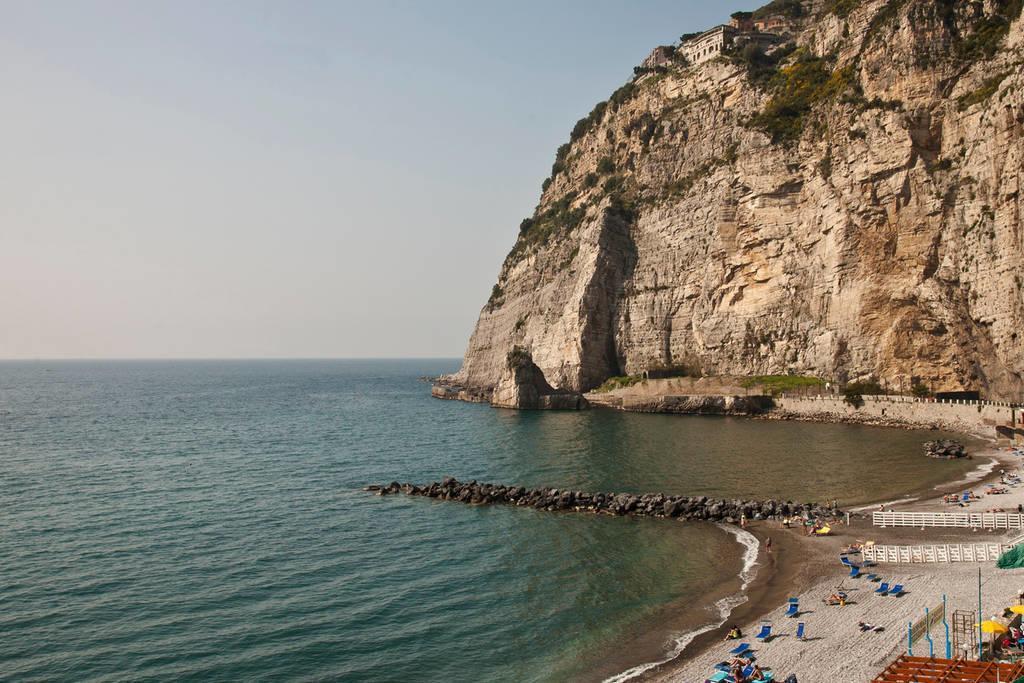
[439,0,1024,404]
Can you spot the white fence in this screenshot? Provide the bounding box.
[872,511,1024,530]
[863,543,1010,563]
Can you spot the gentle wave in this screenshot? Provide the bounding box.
[602,525,760,683]
[939,454,999,489]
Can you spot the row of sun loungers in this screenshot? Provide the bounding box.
[841,554,906,595]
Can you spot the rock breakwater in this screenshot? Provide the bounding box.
[924,439,968,458]
[365,477,845,525]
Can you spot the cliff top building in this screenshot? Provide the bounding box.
[678,24,782,66]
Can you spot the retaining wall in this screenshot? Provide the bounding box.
[772,395,1021,441]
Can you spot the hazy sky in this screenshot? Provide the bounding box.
[2,0,759,359]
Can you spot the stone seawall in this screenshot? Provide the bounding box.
[582,382,1021,442]
[586,393,773,415]
[366,477,845,525]
[770,396,1022,442]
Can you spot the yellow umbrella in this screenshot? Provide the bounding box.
[977,620,1008,634]
[1009,606,1024,615]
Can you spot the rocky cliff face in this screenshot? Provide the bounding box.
[447,0,1024,400]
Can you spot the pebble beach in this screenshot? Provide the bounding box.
[641,445,1024,682]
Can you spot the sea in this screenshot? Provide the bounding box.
[0,359,978,682]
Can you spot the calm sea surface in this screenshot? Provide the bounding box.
[0,360,976,681]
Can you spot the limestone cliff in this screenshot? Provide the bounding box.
[447,0,1024,400]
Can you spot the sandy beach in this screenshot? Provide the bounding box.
[631,443,1024,682]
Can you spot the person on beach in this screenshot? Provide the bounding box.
[765,536,772,553]
[740,514,747,528]
[725,625,742,640]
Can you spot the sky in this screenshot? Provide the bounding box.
[1,0,760,359]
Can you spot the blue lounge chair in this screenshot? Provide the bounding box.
[729,642,750,656]
[741,665,755,679]
[875,582,890,594]
[755,623,772,641]
[796,621,806,640]
[888,584,904,596]
[785,601,798,617]
[849,565,861,578]
[865,573,878,582]
[706,672,729,683]
[840,556,855,567]
[962,491,970,503]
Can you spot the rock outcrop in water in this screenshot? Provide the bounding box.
[924,438,968,458]
[432,349,589,409]
[442,0,1024,401]
[491,348,589,410]
[365,477,844,524]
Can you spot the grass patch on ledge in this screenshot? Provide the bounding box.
[740,375,825,393]
[593,375,645,393]
[957,71,1010,111]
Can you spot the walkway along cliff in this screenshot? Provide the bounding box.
[440,0,1024,403]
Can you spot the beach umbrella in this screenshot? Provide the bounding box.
[978,620,1008,634]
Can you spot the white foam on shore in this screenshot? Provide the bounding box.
[602,525,760,683]
[849,496,920,512]
[936,455,998,490]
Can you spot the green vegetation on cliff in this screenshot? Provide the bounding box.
[593,375,643,393]
[753,0,804,19]
[747,52,856,142]
[958,72,1011,110]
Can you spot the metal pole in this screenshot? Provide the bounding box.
[926,606,934,656]
[944,594,951,659]
[979,567,984,660]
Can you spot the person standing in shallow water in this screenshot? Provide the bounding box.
[765,536,772,553]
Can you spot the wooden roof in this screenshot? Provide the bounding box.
[873,655,1024,682]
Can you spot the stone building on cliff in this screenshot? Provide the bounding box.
[678,24,783,66]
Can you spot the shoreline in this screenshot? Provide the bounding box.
[599,437,1010,682]
[593,526,761,683]
[630,525,833,682]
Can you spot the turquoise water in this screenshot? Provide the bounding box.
[0,360,974,681]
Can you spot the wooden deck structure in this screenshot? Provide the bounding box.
[872,655,1024,682]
